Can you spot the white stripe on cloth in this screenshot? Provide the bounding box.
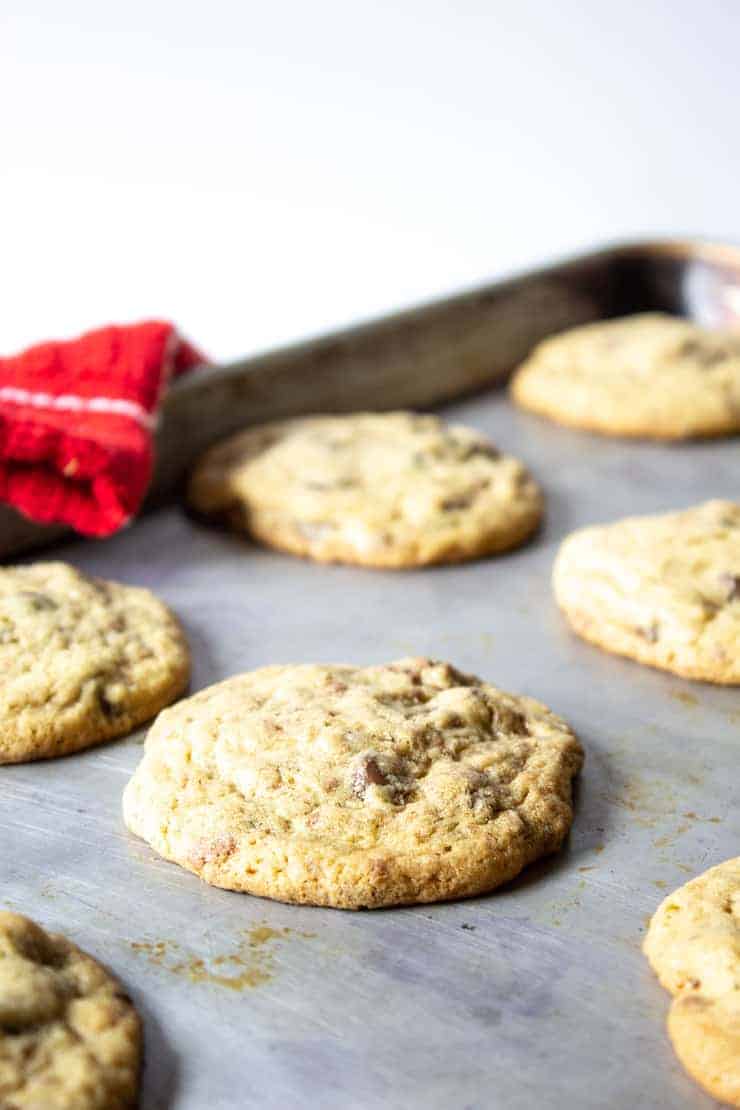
[0,387,158,431]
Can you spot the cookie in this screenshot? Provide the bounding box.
[0,911,141,1109]
[187,412,543,567]
[553,500,740,684]
[123,657,583,909]
[643,858,740,1106]
[511,312,740,439]
[0,562,190,763]
[667,994,740,1108]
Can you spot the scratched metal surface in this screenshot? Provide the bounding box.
[2,388,738,1109]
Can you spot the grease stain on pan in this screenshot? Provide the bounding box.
[129,924,315,991]
[535,890,584,930]
[599,774,678,829]
[669,689,699,709]
[652,811,723,851]
[652,822,692,849]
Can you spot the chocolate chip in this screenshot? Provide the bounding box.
[636,622,660,643]
[18,591,57,611]
[463,443,500,461]
[719,573,740,601]
[96,685,123,718]
[677,338,726,367]
[441,493,474,511]
[442,479,490,512]
[351,756,387,796]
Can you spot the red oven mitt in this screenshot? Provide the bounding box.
[0,322,205,537]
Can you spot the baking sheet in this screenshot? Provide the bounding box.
[2,385,738,1109]
[6,237,740,562]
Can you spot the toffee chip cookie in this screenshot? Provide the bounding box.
[187,411,543,567]
[0,562,190,763]
[0,911,141,1109]
[123,657,583,909]
[511,312,740,439]
[643,858,740,1107]
[553,500,740,684]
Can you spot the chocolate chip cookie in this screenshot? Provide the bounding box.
[187,412,543,567]
[644,858,740,1106]
[511,313,740,439]
[123,657,583,909]
[553,500,740,684]
[0,562,190,763]
[0,911,141,1109]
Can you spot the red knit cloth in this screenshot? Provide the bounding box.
[0,321,204,537]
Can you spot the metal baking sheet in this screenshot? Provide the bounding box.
[2,257,740,1108]
[4,237,740,559]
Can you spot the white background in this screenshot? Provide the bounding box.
[3,0,739,362]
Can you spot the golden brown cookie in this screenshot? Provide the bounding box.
[0,562,190,763]
[667,994,740,1107]
[511,312,740,439]
[123,657,583,909]
[643,858,740,1106]
[0,911,141,1109]
[553,500,740,684]
[187,412,543,567]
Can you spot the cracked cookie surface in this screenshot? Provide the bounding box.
[511,313,740,439]
[0,562,190,763]
[643,859,740,1106]
[123,657,583,909]
[553,500,740,684]
[0,911,141,1109]
[187,412,543,567]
